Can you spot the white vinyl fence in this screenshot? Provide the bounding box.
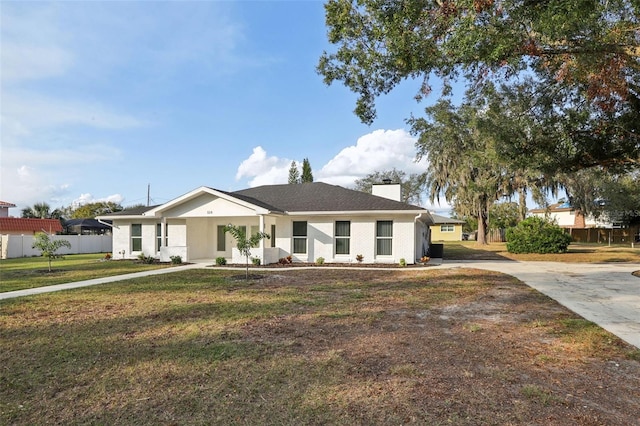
[0,234,112,259]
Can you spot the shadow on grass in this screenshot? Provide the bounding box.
[442,243,514,261]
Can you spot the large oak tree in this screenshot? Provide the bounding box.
[318,0,640,170]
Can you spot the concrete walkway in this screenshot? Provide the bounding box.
[2,260,638,348]
[0,263,206,300]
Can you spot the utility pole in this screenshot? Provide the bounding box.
[147,183,150,207]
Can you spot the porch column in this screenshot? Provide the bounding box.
[161,217,166,247]
[259,215,265,249]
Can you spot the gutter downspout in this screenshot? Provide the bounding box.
[414,212,430,262]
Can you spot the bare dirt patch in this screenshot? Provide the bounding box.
[235,269,640,424]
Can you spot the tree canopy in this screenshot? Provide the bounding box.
[410,97,512,244]
[21,202,64,219]
[71,202,123,219]
[353,168,427,205]
[318,0,640,170]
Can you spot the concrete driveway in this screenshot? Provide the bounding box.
[434,261,640,349]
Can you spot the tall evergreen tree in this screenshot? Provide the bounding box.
[287,161,300,184]
[301,158,314,183]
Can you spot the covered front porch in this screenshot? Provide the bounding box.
[158,215,282,264]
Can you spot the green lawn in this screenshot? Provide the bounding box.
[443,241,640,263]
[1,268,638,425]
[0,254,172,293]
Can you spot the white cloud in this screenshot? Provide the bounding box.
[0,163,72,212]
[317,129,426,186]
[235,128,428,188]
[235,146,293,187]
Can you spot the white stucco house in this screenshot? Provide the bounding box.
[98,182,434,265]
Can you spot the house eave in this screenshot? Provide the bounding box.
[96,214,156,220]
[285,210,429,216]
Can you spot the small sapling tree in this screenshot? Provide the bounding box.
[32,232,72,272]
[224,224,270,279]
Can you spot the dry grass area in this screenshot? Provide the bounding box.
[444,241,640,263]
[2,268,639,425]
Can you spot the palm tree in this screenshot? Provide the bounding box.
[21,202,52,219]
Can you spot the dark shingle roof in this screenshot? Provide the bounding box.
[233,182,425,212]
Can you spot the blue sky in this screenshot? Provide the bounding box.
[2,1,454,214]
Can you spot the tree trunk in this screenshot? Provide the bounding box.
[518,188,527,221]
[476,198,489,245]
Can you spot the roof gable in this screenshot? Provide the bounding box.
[146,186,272,217]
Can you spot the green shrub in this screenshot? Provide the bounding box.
[506,217,571,254]
[399,258,406,267]
[169,255,182,264]
[137,253,156,264]
[316,257,325,265]
[215,257,227,266]
[251,257,261,266]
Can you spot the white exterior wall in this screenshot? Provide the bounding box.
[276,214,419,264]
[391,216,417,264]
[111,219,158,259]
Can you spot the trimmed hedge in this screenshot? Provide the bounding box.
[506,217,572,254]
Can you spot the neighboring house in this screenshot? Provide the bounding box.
[0,218,64,235]
[529,203,615,229]
[0,201,16,217]
[64,218,112,235]
[98,182,434,264]
[429,214,465,241]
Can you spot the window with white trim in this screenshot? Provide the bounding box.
[440,224,455,232]
[156,223,162,252]
[335,221,350,255]
[131,224,142,252]
[292,221,307,254]
[376,221,393,256]
[217,225,226,251]
[270,224,276,248]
